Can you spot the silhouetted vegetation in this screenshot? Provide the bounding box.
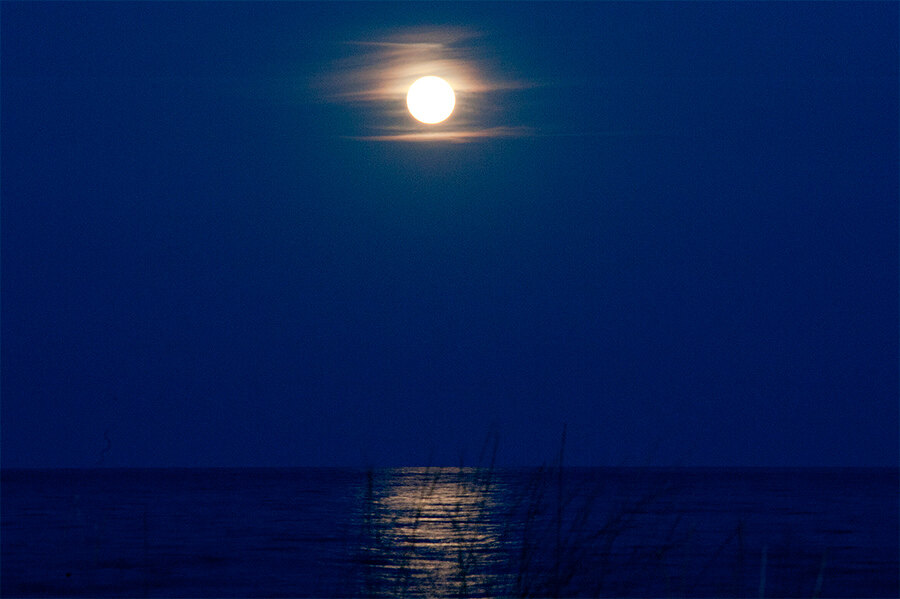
[353,428,836,598]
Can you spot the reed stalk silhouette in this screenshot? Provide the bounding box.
[355,431,833,598]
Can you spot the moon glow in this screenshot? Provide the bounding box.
[406,76,455,124]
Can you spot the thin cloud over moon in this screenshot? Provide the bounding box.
[350,126,535,143]
[314,27,539,141]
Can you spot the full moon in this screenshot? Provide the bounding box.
[406,76,455,124]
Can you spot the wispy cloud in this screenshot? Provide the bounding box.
[349,126,535,143]
[313,27,539,141]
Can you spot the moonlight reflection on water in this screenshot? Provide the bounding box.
[360,468,510,597]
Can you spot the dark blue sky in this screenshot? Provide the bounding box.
[2,2,897,468]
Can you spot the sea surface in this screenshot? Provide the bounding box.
[2,467,897,598]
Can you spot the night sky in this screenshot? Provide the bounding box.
[2,2,897,468]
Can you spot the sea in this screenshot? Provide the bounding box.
[2,467,897,598]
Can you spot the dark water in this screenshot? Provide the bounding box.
[2,467,897,598]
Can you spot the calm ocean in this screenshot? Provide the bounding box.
[2,467,897,598]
